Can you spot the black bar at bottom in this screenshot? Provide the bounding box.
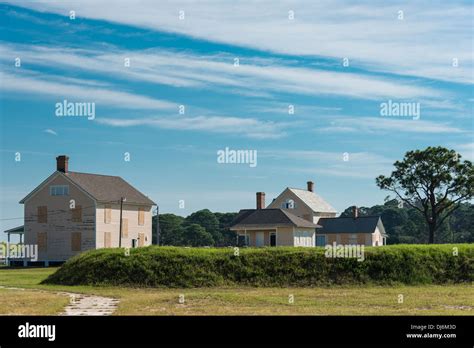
[0,316,472,346]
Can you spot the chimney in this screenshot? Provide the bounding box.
[256,192,265,209]
[56,155,69,173]
[352,206,358,219]
[307,181,314,192]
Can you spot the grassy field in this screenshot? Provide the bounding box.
[0,267,473,315]
[0,288,69,315]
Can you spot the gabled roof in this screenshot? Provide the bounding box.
[272,187,337,213]
[230,209,320,229]
[66,172,155,205]
[20,171,155,206]
[318,216,387,235]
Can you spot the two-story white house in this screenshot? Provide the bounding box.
[19,155,156,265]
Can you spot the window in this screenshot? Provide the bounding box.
[237,234,250,246]
[316,235,326,247]
[349,234,358,245]
[71,205,82,222]
[270,232,277,247]
[138,207,145,226]
[37,232,47,251]
[37,206,47,223]
[281,199,295,209]
[132,239,137,248]
[295,230,313,247]
[104,205,112,224]
[71,232,81,251]
[50,185,69,196]
[237,235,246,246]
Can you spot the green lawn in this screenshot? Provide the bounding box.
[0,288,69,315]
[0,267,472,315]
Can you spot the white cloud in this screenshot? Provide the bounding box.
[7,0,473,84]
[0,71,177,110]
[316,117,465,134]
[260,149,394,179]
[43,129,57,136]
[0,43,441,101]
[96,115,288,139]
[453,142,474,161]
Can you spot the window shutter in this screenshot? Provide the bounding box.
[37,206,47,223]
[138,207,145,226]
[122,218,128,238]
[104,232,111,248]
[71,205,82,222]
[104,205,111,224]
[37,232,47,251]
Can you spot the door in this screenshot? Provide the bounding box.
[270,232,276,247]
[138,233,145,247]
[71,232,81,252]
[256,232,264,247]
[316,235,326,247]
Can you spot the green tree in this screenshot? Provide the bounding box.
[376,146,473,243]
[152,214,184,245]
[184,209,221,244]
[445,203,474,243]
[181,224,214,246]
[214,212,239,246]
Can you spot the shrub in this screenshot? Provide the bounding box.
[42,244,474,288]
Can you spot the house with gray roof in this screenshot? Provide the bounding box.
[230,192,320,247]
[317,210,387,247]
[231,181,386,247]
[19,155,156,264]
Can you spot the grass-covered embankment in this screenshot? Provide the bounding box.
[42,244,473,287]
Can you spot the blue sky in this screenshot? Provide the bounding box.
[0,1,473,239]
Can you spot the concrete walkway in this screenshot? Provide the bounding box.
[60,293,119,316]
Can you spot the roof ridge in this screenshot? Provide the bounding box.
[280,209,319,227]
[67,171,122,178]
[324,216,380,219]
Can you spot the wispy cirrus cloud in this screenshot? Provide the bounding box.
[260,149,394,179]
[96,115,288,139]
[0,43,442,101]
[0,70,177,110]
[315,117,465,134]
[43,129,57,136]
[453,142,474,161]
[6,0,472,84]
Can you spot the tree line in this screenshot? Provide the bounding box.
[152,209,238,247]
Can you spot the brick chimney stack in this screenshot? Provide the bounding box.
[352,206,358,219]
[256,192,265,209]
[307,181,314,192]
[56,155,69,173]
